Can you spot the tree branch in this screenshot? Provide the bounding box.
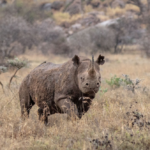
[63,0,75,12]
[0,81,5,93]
[8,68,20,89]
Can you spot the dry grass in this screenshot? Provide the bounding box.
[53,12,82,24]
[106,7,126,18]
[84,5,93,13]
[124,4,140,13]
[98,15,110,22]
[106,4,140,18]
[0,52,150,150]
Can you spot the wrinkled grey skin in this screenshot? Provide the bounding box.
[19,55,105,124]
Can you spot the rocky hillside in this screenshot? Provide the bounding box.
[0,0,150,65]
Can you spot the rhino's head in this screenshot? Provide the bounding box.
[72,55,105,99]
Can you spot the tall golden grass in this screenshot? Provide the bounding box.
[0,52,150,149]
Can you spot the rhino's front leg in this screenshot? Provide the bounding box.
[57,99,79,120]
[37,102,50,125]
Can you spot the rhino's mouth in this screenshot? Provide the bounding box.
[83,91,95,99]
[83,87,98,93]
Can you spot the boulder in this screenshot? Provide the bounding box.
[51,1,64,10]
[65,0,83,15]
[90,1,100,8]
[78,13,100,27]
[40,3,51,11]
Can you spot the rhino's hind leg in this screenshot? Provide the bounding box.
[38,108,43,121]
[20,94,35,120]
[57,99,79,120]
[37,102,50,125]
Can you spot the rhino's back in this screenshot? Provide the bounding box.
[23,62,63,106]
[32,62,61,72]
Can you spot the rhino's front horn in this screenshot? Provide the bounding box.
[88,55,96,77]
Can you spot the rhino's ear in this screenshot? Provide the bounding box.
[96,55,105,65]
[72,55,80,66]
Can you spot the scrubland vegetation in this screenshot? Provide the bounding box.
[1,0,150,149]
[1,53,150,150]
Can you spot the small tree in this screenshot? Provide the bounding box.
[109,17,141,53]
[7,58,29,89]
[0,66,7,93]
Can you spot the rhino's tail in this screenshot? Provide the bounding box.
[41,61,46,64]
[38,61,47,67]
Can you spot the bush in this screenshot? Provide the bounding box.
[141,20,150,57]
[0,66,7,74]
[142,35,150,57]
[0,16,36,65]
[0,58,29,91]
[68,26,116,53]
[68,17,141,54]
[1,0,52,24]
[36,24,72,55]
[106,75,123,88]
[106,74,142,93]
[89,26,116,52]
[109,17,142,53]
[0,13,72,60]
[8,58,29,89]
[8,57,29,69]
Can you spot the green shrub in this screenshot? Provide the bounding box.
[106,74,135,89]
[106,75,123,88]
[8,57,29,69]
[99,87,108,96]
[106,74,142,93]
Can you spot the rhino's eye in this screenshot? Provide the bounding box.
[81,77,84,81]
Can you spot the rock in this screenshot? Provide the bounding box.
[70,23,82,33]
[35,18,55,29]
[60,21,71,28]
[65,0,83,15]
[96,18,119,28]
[51,1,64,10]
[65,0,74,6]
[40,1,64,11]
[0,0,7,7]
[90,1,100,8]
[103,3,108,8]
[40,2,51,11]
[53,26,64,32]
[85,0,92,5]
[78,13,100,27]
[71,23,82,30]
[111,0,125,8]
